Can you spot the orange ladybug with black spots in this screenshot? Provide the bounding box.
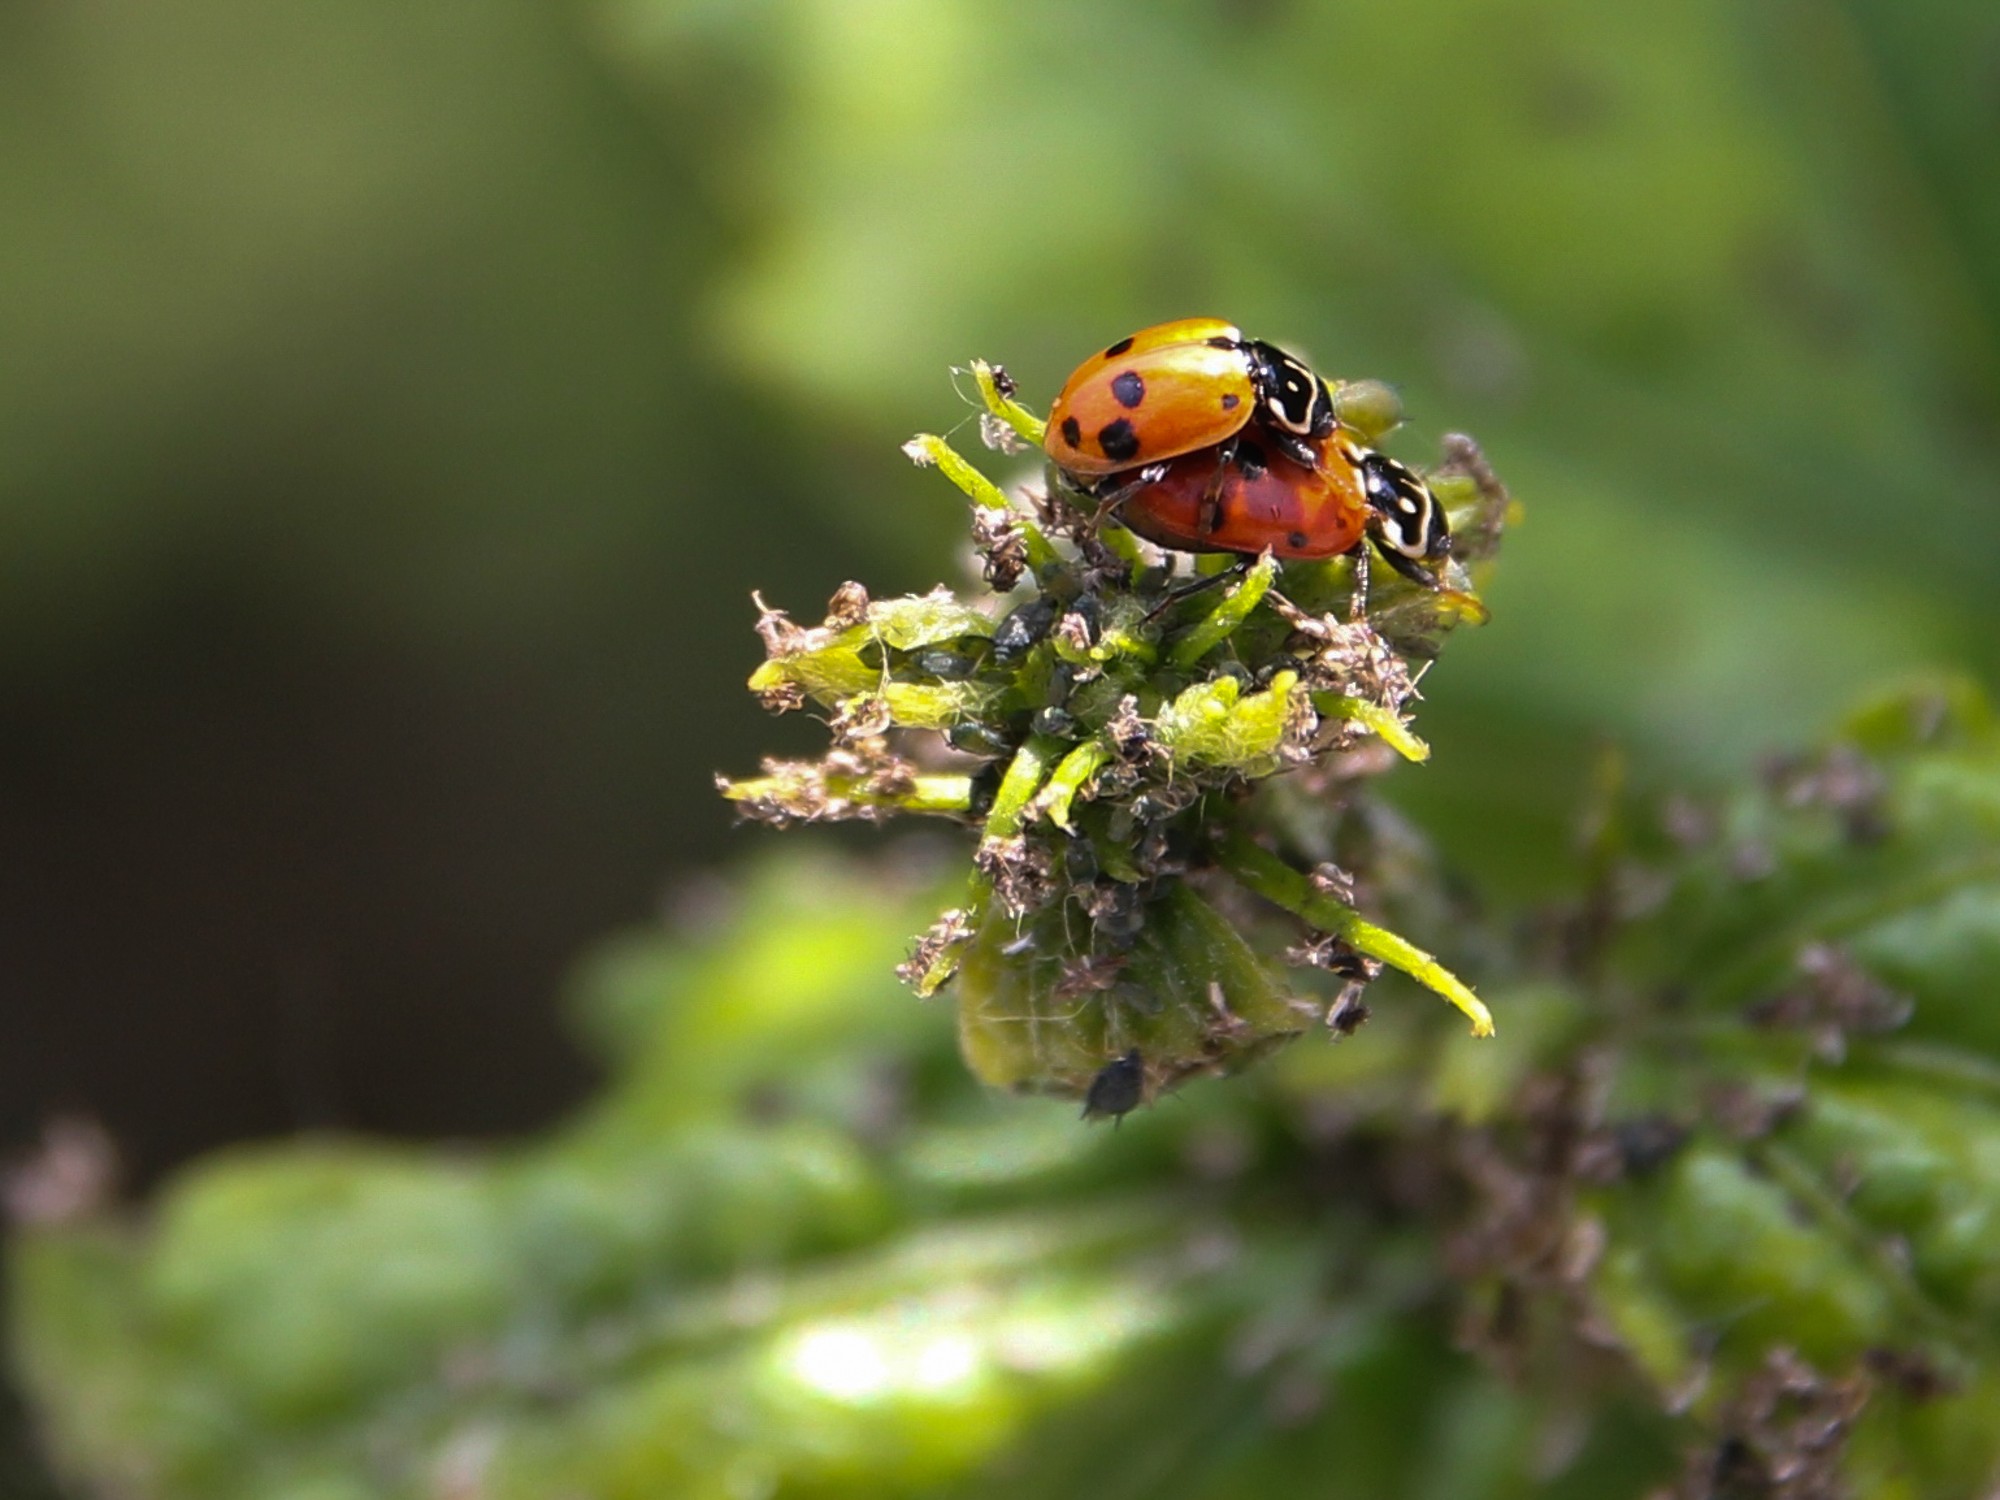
[1044,318,1337,477]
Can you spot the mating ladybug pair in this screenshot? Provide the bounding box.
[1043,317,1451,589]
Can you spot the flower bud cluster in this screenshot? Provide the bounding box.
[721,360,1514,1110]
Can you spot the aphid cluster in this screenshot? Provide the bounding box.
[723,322,1513,1120]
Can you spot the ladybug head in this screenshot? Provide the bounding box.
[1245,341,1336,440]
[1360,451,1449,561]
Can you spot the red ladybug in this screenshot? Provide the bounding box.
[1109,434,1453,587]
[1044,318,1336,477]
[1114,434,1366,559]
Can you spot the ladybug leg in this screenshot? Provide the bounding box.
[1356,450,1452,590]
[1363,519,1492,624]
[1142,555,1253,622]
[1371,534,1446,592]
[1346,539,1444,618]
[1345,540,1371,622]
[1089,463,1170,528]
[1195,443,1234,537]
[1265,427,1320,469]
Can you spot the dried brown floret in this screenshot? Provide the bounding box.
[969,506,1027,591]
[975,833,1058,917]
[1746,944,1913,1062]
[718,738,926,828]
[896,906,973,991]
[3,1116,119,1228]
[1763,743,1890,844]
[1670,1351,1868,1500]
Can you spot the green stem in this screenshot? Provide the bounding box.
[1034,741,1110,831]
[904,432,1058,574]
[1168,553,1278,670]
[897,776,981,815]
[1095,628,1158,668]
[720,773,975,817]
[971,359,1047,446]
[1872,1040,2000,1102]
[904,432,1010,510]
[1314,693,1430,763]
[983,733,1064,840]
[1094,522,1144,570]
[1217,833,1496,1036]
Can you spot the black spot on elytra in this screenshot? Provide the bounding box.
[1206,334,1239,349]
[1103,336,1135,358]
[1097,419,1141,463]
[1060,416,1082,449]
[1110,370,1145,409]
[1288,531,1309,549]
[1221,392,1241,411]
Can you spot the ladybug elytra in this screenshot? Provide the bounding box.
[1103,433,1453,588]
[1112,435,1369,561]
[1044,317,1336,476]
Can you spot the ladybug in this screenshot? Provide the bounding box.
[1104,432,1464,592]
[1114,434,1366,560]
[1044,318,1336,477]
[1107,435,1453,587]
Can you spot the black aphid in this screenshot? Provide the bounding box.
[1081,1049,1146,1125]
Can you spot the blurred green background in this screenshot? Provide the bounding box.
[3,0,1998,1490]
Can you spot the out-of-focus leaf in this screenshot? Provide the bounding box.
[18,681,2000,1496]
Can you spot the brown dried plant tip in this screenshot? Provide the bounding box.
[1672,1351,1869,1500]
[721,350,1515,1105]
